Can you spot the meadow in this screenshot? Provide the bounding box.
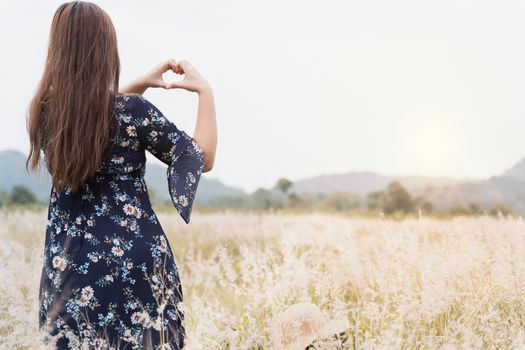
[1,209,525,349]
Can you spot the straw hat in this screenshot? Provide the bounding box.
[269,303,349,350]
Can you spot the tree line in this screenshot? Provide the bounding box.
[200,178,516,217]
[0,181,516,217]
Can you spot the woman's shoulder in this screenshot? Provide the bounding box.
[115,93,142,109]
[113,94,164,133]
[115,94,157,114]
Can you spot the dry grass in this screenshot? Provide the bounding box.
[1,209,525,349]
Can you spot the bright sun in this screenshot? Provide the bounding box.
[404,118,460,176]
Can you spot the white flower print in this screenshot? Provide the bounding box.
[130,312,141,324]
[77,286,94,307]
[178,195,189,207]
[111,156,124,164]
[123,203,141,218]
[52,256,67,271]
[126,125,137,137]
[111,246,124,257]
[130,311,151,327]
[123,203,135,216]
[81,286,94,301]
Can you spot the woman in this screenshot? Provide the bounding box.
[26,1,217,349]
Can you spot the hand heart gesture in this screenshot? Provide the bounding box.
[143,59,211,94]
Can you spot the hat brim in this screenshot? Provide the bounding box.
[281,318,349,350]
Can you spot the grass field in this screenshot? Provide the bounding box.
[1,209,524,349]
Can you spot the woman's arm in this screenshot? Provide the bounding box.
[193,88,217,172]
[118,61,172,95]
[119,59,217,172]
[118,76,149,95]
[166,60,217,173]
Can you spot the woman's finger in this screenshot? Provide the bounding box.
[157,60,171,74]
[175,63,185,75]
[167,59,177,72]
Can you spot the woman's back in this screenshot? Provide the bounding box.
[31,3,216,348]
[39,94,204,349]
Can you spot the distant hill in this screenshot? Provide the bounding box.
[290,171,392,197]
[290,160,525,213]
[407,177,525,213]
[0,150,245,204]
[291,171,461,197]
[0,149,51,201]
[500,158,525,180]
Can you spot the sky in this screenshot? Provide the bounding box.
[1,0,525,192]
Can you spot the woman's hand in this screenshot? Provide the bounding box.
[166,60,212,94]
[118,59,175,95]
[119,59,212,96]
[141,60,176,89]
[168,60,217,172]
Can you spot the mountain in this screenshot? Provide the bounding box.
[0,149,52,200]
[290,159,525,213]
[500,158,525,180]
[291,172,461,197]
[0,149,245,204]
[290,171,391,197]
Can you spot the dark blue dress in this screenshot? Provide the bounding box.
[38,94,204,350]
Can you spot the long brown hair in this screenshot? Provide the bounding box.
[26,1,120,193]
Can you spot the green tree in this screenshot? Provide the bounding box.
[468,203,482,215]
[0,188,7,207]
[275,178,293,194]
[7,185,36,205]
[380,181,413,214]
[322,192,362,211]
[366,191,383,210]
[250,188,276,210]
[288,193,302,208]
[414,196,434,215]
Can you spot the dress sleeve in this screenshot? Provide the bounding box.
[132,95,204,224]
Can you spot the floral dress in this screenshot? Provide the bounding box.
[38,94,204,350]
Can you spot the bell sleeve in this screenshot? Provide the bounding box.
[133,95,205,223]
